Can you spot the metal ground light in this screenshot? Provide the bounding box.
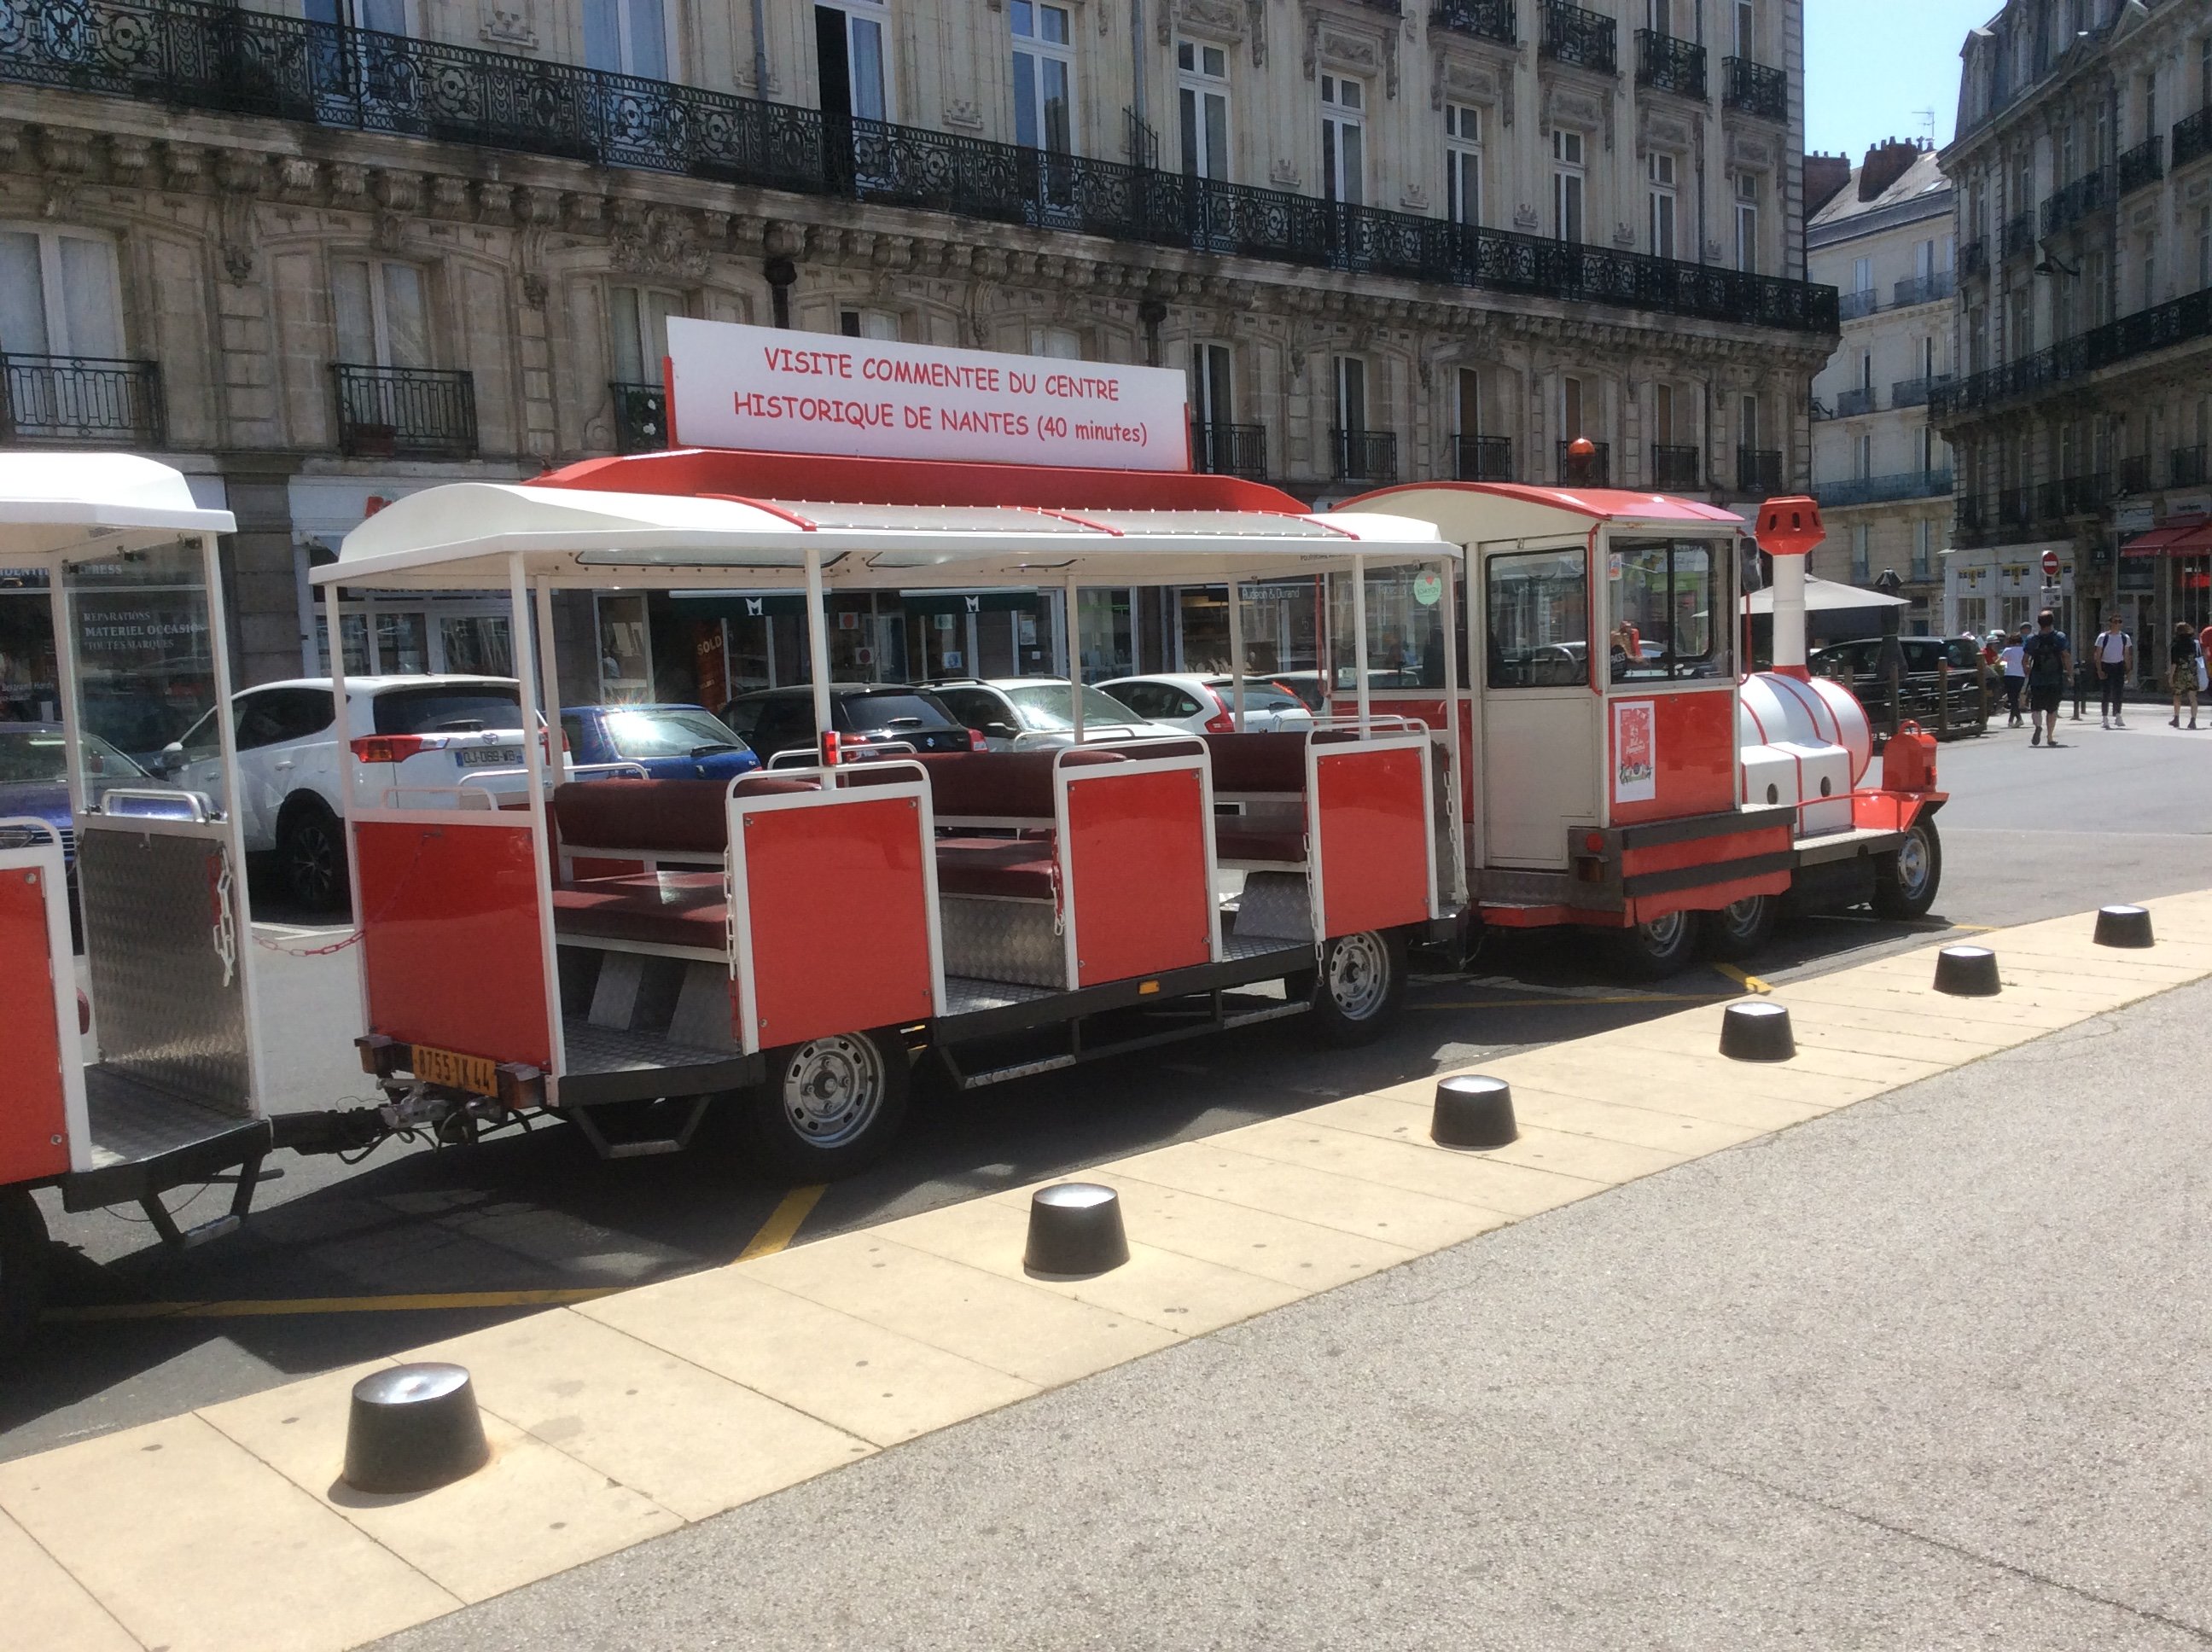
[342,1363,491,1494]
[2093,905,2154,948]
[1933,945,2001,996]
[1720,1000,1796,1062]
[1023,1183,1129,1277]
[1431,1074,1518,1149]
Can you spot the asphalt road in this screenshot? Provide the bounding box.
[5,717,2205,1463]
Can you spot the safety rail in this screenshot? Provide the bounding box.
[1540,0,1615,73]
[1453,433,1513,482]
[1723,55,1788,122]
[1428,0,1515,45]
[0,353,165,445]
[1634,29,1705,100]
[610,381,669,452]
[1932,288,2212,419]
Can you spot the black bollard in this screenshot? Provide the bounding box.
[1933,945,2001,996]
[2093,905,2154,949]
[1719,1000,1795,1062]
[1023,1183,1129,1277]
[1431,1074,1518,1149]
[343,1364,490,1494]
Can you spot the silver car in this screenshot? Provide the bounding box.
[928,678,1186,749]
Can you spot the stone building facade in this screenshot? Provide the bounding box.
[1936,0,2212,665]
[0,0,1834,705]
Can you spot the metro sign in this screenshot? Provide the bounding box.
[665,318,1190,471]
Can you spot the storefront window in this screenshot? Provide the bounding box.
[0,580,59,724]
[1485,547,1588,689]
[1609,538,1723,681]
[439,614,511,676]
[1330,565,1455,690]
[597,593,653,702]
[66,540,223,799]
[1074,588,1132,682]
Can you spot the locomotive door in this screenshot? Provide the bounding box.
[1478,540,1597,868]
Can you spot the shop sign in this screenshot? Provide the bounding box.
[666,319,1189,471]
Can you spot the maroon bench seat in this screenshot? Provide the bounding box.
[1202,731,1311,795]
[933,836,1058,901]
[552,775,815,858]
[551,870,726,950]
[1214,821,1307,864]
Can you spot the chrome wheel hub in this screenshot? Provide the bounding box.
[1895,832,1932,897]
[779,1036,883,1148]
[1326,933,1390,1021]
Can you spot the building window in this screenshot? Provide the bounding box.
[0,225,124,360]
[2144,70,2158,146]
[840,308,902,340]
[1733,172,1759,274]
[333,258,430,367]
[1854,431,1872,480]
[1563,374,1587,445]
[1011,1,1074,155]
[1739,392,1760,451]
[1647,153,1677,259]
[1850,254,1872,298]
[305,0,407,33]
[815,0,889,123]
[1177,41,1231,179]
[2198,206,2210,292]
[1457,366,1483,438]
[1553,129,1586,243]
[1733,0,1754,57]
[582,0,667,77]
[1320,75,1365,206]
[608,286,680,385]
[1445,103,1483,227]
[1194,340,1234,428]
[1851,523,1870,583]
[2143,234,2158,312]
[1029,326,1082,358]
[1336,355,1369,439]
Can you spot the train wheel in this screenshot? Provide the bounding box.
[1605,908,1703,979]
[1307,929,1407,1047]
[1872,817,1942,921]
[0,1187,49,1365]
[1703,893,1780,961]
[743,1030,910,1181]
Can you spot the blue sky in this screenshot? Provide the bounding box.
[1805,0,2004,161]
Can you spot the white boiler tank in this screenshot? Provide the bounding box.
[1737,671,1871,838]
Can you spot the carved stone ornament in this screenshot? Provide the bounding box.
[479,3,538,49]
[519,271,549,311]
[1270,157,1302,189]
[1611,221,1635,247]
[1434,50,1499,113]
[1248,0,1266,64]
[1726,128,1774,171]
[1169,0,1244,46]
[1400,183,1429,212]
[944,98,984,131]
[1514,201,1540,230]
[1637,102,1692,156]
[612,207,712,279]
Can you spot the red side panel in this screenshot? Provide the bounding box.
[1620,823,1791,879]
[0,869,68,1182]
[569,855,648,881]
[744,796,934,1047]
[1064,766,1212,988]
[1609,689,1738,825]
[356,821,554,1071]
[1316,747,1432,937]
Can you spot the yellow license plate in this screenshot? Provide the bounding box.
[410,1043,498,1096]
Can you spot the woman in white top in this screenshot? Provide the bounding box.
[1997,632,2027,728]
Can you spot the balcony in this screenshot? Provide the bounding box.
[1833,386,1876,417]
[1931,288,2212,421]
[1959,240,1988,280]
[1330,428,1398,484]
[2000,212,2036,261]
[1540,1,1615,74]
[2040,168,2111,237]
[2032,473,2108,521]
[1889,374,1952,409]
[1429,0,1515,45]
[0,0,1844,340]
[2114,138,2168,205]
[1837,288,1880,321]
[1892,270,1955,308]
[2117,454,2152,495]
[1634,30,1705,101]
[1723,55,1788,122]
[1815,468,1953,509]
[1996,486,2029,528]
[1555,439,1611,485]
[1735,447,1783,497]
[1452,433,1514,481]
[1192,421,1268,480]
[2177,107,2212,172]
[2173,444,2208,489]
[0,354,163,445]
[331,364,477,459]
[611,381,667,452]
[1649,443,1699,490]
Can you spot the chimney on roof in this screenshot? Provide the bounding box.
[1804,151,1852,216]
[1858,137,1921,202]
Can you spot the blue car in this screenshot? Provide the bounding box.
[559,703,760,781]
[0,721,161,859]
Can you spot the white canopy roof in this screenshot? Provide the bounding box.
[318,482,1448,591]
[0,453,236,561]
[1741,576,1908,614]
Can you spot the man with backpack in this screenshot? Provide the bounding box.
[2092,613,2133,728]
[2023,609,2072,747]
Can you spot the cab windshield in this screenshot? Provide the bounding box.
[1610,538,1725,682]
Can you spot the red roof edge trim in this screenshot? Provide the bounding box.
[697,493,818,530]
[1336,480,1749,526]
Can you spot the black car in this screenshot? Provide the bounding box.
[721,684,980,760]
[1809,636,1990,736]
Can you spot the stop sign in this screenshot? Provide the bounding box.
[2042,550,2061,579]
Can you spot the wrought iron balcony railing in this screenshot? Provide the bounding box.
[1833,386,1876,417]
[1192,421,1268,480]
[1649,443,1699,490]
[1932,288,2212,421]
[1814,468,1952,509]
[0,354,164,445]
[611,381,668,452]
[0,0,1842,337]
[1889,374,1952,409]
[1892,270,1954,308]
[2173,444,2209,489]
[2034,472,2109,520]
[1452,433,1513,481]
[2040,168,2112,236]
[1722,55,1788,122]
[2001,211,2037,260]
[331,363,477,459]
[1634,30,1704,100]
[1556,439,1610,485]
[2117,454,2152,495]
[1837,288,1879,321]
[1959,239,1988,279]
[1540,1,1615,74]
[1429,0,1515,46]
[2176,107,2212,173]
[1735,447,1783,497]
[1996,486,2029,527]
[2117,137,2163,195]
[1330,429,1398,484]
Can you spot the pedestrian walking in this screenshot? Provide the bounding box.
[2023,609,2072,747]
[1997,630,2027,726]
[2172,620,2203,730]
[2093,614,2133,728]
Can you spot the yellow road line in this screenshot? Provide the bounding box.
[1713,963,1773,994]
[44,1286,623,1323]
[1416,993,1734,1009]
[734,1184,828,1263]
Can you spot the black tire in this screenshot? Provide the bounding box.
[0,1187,49,1365]
[277,798,349,913]
[1702,893,1780,961]
[1604,908,1704,979]
[1306,929,1408,1047]
[1872,817,1942,921]
[742,1029,911,1181]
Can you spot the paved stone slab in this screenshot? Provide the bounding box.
[1210,1114,1610,1216]
[0,1505,143,1652]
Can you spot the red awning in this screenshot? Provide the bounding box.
[2120,516,2209,556]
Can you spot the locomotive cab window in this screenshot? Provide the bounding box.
[1608,538,1725,683]
[1485,547,1590,689]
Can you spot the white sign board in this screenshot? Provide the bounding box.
[665,318,1190,470]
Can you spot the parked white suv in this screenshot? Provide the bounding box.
[1095,673,1317,736]
[927,678,1186,749]
[160,676,527,910]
